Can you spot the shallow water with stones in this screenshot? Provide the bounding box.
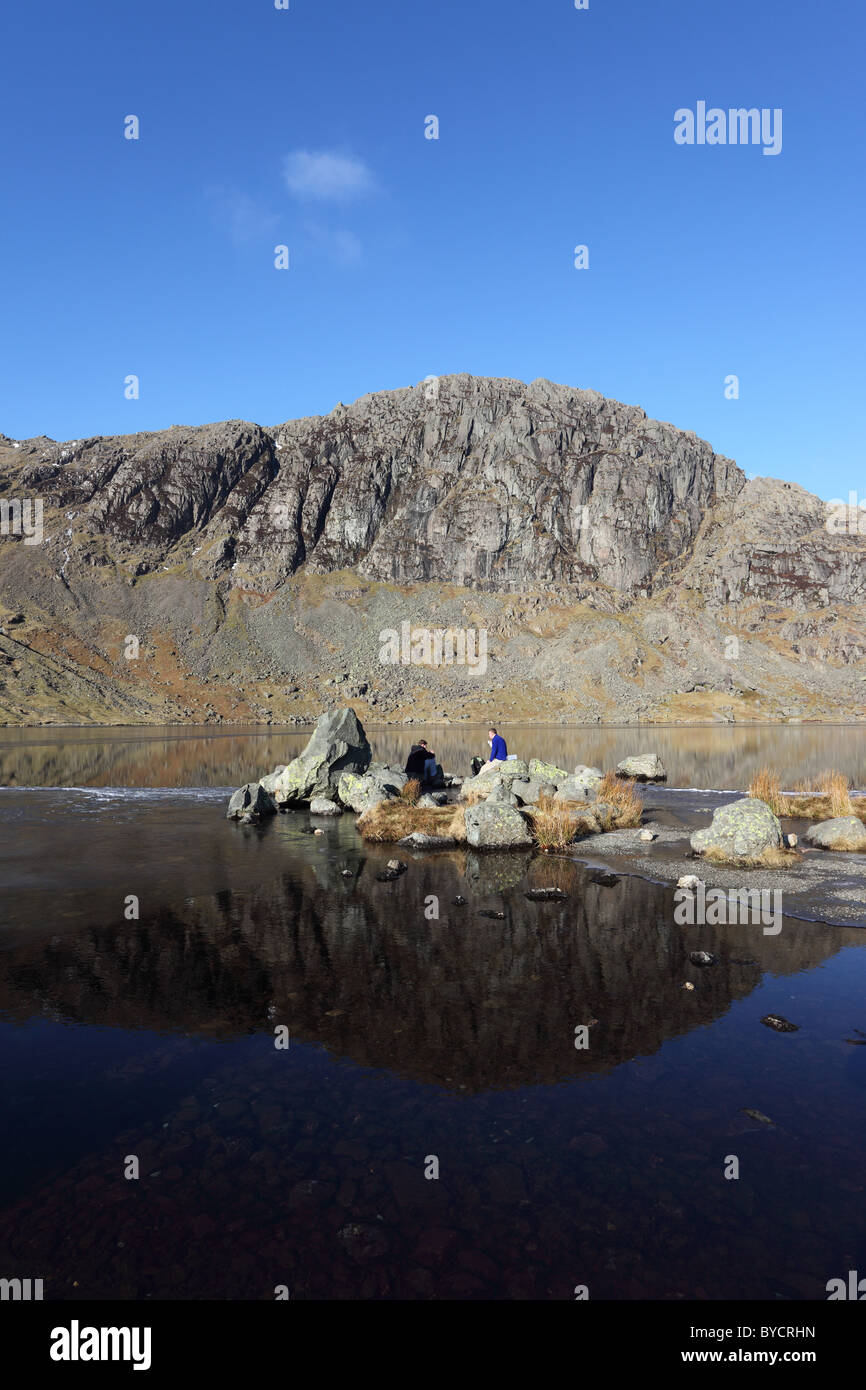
[0,728,865,1299]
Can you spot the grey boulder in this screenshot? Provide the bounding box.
[804,816,866,851]
[464,802,533,849]
[310,797,342,816]
[528,758,568,786]
[690,797,783,860]
[272,707,371,805]
[259,765,287,794]
[226,782,277,820]
[486,782,519,806]
[616,754,666,782]
[554,776,595,803]
[496,758,530,782]
[570,765,604,797]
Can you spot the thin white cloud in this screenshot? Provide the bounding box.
[283,150,374,201]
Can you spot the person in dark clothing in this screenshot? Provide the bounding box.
[405,739,438,784]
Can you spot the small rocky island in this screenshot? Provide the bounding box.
[227,709,866,926]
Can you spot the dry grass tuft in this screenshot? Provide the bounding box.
[747,767,785,817]
[526,792,594,852]
[596,772,643,828]
[779,769,863,822]
[357,797,466,843]
[820,769,855,818]
[400,778,421,804]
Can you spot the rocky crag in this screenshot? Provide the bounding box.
[1,374,864,725]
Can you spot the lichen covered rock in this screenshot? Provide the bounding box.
[464,802,533,849]
[690,797,783,861]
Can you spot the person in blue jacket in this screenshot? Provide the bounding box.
[471,727,508,776]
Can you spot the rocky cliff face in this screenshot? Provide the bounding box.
[0,374,864,725]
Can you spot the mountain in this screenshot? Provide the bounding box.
[1,373,864,726]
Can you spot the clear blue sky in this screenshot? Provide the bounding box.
[1,0,863,501]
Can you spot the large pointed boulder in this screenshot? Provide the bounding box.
[272,708,372,805]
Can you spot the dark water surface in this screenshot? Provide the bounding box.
[1,729,865,1299]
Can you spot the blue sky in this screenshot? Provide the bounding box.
[1,0,863,501]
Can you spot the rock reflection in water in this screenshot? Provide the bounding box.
[1,815,865,1301]
[0,850,846,1090]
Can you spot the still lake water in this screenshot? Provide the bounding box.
[1,725,865,1300]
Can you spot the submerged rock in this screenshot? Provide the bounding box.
[226,782,277,820]
[397,832,458,850]
[524,887,568,901]
[615,754,666,782]
[761,1014,800,1033]
[689,950,718,966]
[588,870,619,887]
[690,797,783,861]
[376,859,407,882]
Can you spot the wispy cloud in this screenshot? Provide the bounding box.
[208,187,279,245]
[283,150,374,202]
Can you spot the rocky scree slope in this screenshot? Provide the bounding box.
[0,374,863,725]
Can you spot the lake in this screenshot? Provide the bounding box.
[0,725,864,1299]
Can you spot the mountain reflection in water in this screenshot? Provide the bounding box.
[0,776,865,1300]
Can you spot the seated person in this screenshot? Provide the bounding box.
[405,738,439,785]
[472,727,507,776]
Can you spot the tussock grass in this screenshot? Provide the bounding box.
[782,769,864,822]
[783,793,866,821]
[357,798,466,843]
[400,778,421,804]
[526,793,595,852]
[820,770,855,818]
[596,772,643,828]
[747,766,786,817]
